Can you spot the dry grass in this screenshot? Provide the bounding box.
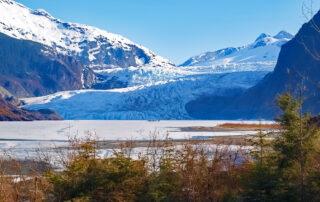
[180,123,281,132]
[218,123,281,129]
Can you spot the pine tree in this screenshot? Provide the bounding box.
[273,93,320,201]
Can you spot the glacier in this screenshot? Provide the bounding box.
[23,67,269,120]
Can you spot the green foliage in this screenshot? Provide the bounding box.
[142,170,181,202]
[148,154,181,201]
[243,163,277,201]
[46,143,148,201]
[248,124,271,165]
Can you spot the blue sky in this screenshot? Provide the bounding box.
[16,0,318,64]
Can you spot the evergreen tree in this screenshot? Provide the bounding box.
[273,93,320,201]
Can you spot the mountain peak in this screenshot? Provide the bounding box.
[274,30,293,39]
[255,33,271,42]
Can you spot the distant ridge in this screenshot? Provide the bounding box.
[186,11,320,119]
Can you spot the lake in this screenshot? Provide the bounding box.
[0,120,273,159]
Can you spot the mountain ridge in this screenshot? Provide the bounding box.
[179,31,293,69]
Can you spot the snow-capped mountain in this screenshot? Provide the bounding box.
[180,31,293,73]
[0,0,173,70]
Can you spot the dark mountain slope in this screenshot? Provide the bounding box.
[186,11,320,119]
[0,33,94,98]
[0,86,62,121]
[0,97,62,121]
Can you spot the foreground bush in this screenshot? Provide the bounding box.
[45,138,247,201]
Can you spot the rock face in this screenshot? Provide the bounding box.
[186,11,320,120]
[0,33,95,97]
